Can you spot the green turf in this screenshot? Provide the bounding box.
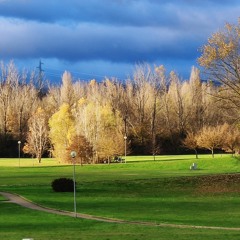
[1,154,240,239]
[0,195,6,200]
[1,202,240,240]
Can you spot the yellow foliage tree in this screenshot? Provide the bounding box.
[182,131,199,159]
[74,99,125,163]
[221,123,240,155]
[97,104,125,161]
[196,124,227,158]
[198,19,240,115]
[49,103,75,162]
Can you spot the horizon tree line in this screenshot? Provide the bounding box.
[0,19,239,163]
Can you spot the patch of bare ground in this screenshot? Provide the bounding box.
[193,174,240,195]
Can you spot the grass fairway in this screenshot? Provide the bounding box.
[1,154,240,239]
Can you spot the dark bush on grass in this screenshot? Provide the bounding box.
[51,178,75,192]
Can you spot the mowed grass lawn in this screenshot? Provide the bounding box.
[1,154,240,240]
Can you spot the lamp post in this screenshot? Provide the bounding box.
[123,113,128,164]
[18,141,21,167]
[70,151,77,218]
[124,135,127,164]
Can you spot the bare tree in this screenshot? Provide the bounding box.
[187,66,205,131]
[131,64,152,147]
[0,61,38,142]
[168,71,188,138]
[12,80,39,140]
[60,71,76,107]
[0,61,18,141]
[24,107,49,163]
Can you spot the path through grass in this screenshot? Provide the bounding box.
[1,154,240,239]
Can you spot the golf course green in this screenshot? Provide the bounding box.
[1,154,240,240]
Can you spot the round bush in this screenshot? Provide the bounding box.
[51,178,75,192]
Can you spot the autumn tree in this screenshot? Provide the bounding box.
[0,61,21,141]
[49,103,75,162]
[0,61,39,158]
[60,71,76,107]
[97,104,125,162]
[46,71,82,115]
[168,71,188,138]
[221,124,240,155]
[86,79,100,103]
[0,59,239,157]
[159,67,175,147]
[67,135,93,165]
[199,19,240,84]
[196,124,227,157]
[11,78,39,140]
[160,70,191,151]
[198,19,240,119]
[73,99,125,163]
[126,64,161,154]
[149,66,164,156]
[101,78,126,113]
[24,107,48,163]
[187,67,204,131]
[72,98,99,161]
[0,73,12,141]
[182,131,199,159]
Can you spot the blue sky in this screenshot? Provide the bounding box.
[0,0,239,83]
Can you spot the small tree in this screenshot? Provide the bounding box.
[196,124,227,158]
[221,124,240,156]
[182,131,198,159]
[97,131,125,163]
[67,135,93,165]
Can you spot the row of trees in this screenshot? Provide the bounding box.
[0,19,239,163]
[183,123,240,158]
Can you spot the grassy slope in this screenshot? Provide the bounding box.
[2,203,240,240]
[0,154,240,240]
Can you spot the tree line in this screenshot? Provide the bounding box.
[0,20,239,163]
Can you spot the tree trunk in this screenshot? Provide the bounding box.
[194,149,198,159]
[37,151,42,163]
[211,148,214,158]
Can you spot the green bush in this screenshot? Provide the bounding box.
[51,178,75,192]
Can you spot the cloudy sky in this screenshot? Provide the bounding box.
[0,0,239,83]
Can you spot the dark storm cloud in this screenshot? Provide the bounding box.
[1,0,238,27]
[0,0,172,25]
[0,18,201,63]
[0,0,239,80]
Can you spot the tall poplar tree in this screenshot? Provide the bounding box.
[49,103,75,161]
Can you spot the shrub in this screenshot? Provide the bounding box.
[51,178,75,192]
